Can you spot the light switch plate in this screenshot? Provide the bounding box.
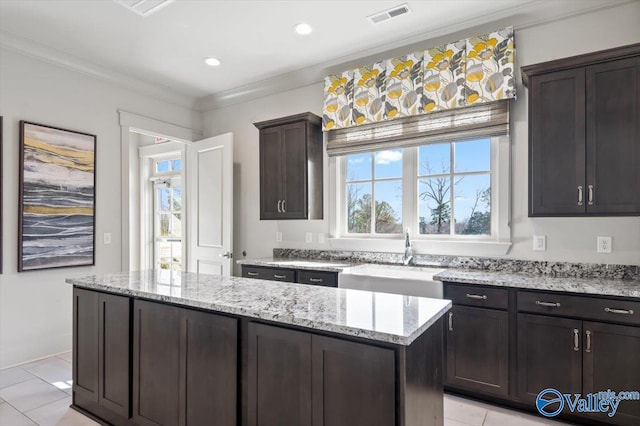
[103,233,112,245]
[533,235,546,251]
[305,232,313,243]
[597,236,612,253]
[275,231,282,242]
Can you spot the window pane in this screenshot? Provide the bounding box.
[418,177,451,234]
[374,150,402,179]
[158,213,171,237]
[346,153,372,181]
[455,138,490,172]
[158,241,171,264]
[156,160,170,173]
[418,143,450,176]
[374,180,402,233]
[454,173,491,235]
[172,187,182,211]
[171,242,182,266]
[157,187,170,212]
[346,183,372,233]
[171,159,182,171]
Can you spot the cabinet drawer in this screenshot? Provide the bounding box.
[517,291,640,326]
[242,266,295,283]
[444,284,509,310]
[297,271,338,287]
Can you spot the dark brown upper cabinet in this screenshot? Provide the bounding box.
[523,44,640,217]
[254,112,323,220]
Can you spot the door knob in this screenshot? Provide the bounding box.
[219,252,233,259]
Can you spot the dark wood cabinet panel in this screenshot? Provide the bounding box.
[133,300,181,426]
[181,309,238,426]
[529,68,586,216]
[73,288,99,402]
[516,313,582,405]
[444,283,509,310]
[312,335,395,426]
[241,265,296,282]
[586,57,640,214]
[247,323,312,426]
[582,321,640,425]
[445,305,509,397]
[255,113,323,220]
[297,270,338,287]
[524,44,640,216]
[98,293,130,418]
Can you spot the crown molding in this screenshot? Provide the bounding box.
[0,31,199,111]
[197,0,634,112]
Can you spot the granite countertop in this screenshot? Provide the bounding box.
[236,258,355,272]
[67,271,451,346]
[434,269,640,299]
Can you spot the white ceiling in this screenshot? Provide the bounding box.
[0,0,626,107]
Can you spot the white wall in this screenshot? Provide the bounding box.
[0,49,200,368]
[203,2,640,269]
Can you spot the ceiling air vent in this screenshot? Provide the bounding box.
[367,3,411,24]
[113,0,174,17]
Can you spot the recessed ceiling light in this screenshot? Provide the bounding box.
[294,23,313,35]
[204,57,221,67]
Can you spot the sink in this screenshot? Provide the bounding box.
[339,264,445,299]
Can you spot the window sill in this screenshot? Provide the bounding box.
[329,237,511,257]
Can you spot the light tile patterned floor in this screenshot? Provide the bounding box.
[1,352,572,425]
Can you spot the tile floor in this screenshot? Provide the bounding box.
[1,352,571,426]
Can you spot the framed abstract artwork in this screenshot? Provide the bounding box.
[18,121,96,271]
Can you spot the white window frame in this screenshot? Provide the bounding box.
[139,142,186,271]
[329,134,511,256]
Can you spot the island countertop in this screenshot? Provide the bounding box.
[66,271,451,346]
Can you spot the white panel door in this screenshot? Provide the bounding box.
[187,133,233,276]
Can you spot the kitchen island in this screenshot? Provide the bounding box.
[67,271,451,426]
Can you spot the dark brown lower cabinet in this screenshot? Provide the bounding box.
[516,313,583,405]
[446,305,509,397]
[73,288,130,421]
[582,321,640,425]
[312,335,395,426]
[247,323,312,426]
[248,323,398,426]
[133,300,238,426]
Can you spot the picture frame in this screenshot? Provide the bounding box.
[18,121,96,271]
[0,116,3,274]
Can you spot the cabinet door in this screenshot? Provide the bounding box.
[280,121,308,219]
[247,323,312,426]
[517,314,582,405]
[180,309,237,426]
[259,127,282,220]
[133,300,181,426]
[529,68,586,216]
[586,57,640,214]
[98,293,130,418]
[73,288,99,402]
[583,322,640,425]
[312,335,395,426]
[445,305,509,397]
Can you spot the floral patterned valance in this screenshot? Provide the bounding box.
[322,27,515,131]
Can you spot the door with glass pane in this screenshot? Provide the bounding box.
[153,158,183,283]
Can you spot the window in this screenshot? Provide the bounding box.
[345,150,403,234]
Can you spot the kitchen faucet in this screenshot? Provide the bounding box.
[403,228,415,266]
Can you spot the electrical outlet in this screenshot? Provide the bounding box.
[597,236,612,253]
[533,235,546,251]
[306,232,313,243]
[275,231,282,242]
[103,233,111,244]
[318,233,325,244]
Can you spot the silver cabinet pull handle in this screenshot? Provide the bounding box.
[586,330,591,353]
[465,294,487,300]
[448,312,454,331]
[247,272,258,277]
[588,184,594,206]
[273,274,286,279]
[573,329,579,351]
[282,199,286,212]
[604,307,634,315]
[309,278,324,283]
[536,301,561,308]
[578,185,583,206]
[277,200,282,213]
